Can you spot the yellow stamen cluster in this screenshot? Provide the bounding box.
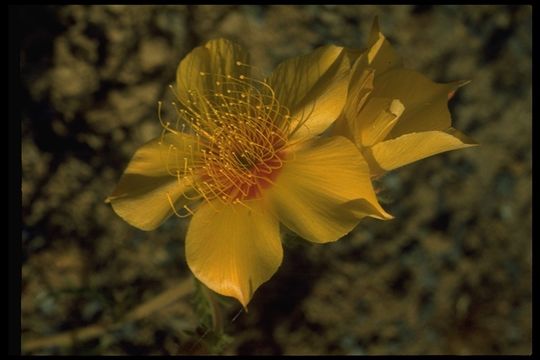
[160,62,292,216]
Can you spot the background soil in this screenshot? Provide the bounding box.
[19,5,532,355]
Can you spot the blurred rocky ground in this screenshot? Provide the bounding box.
[20,5,531,355]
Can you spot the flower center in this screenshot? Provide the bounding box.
[162,66,291,207]
[199,126,286,202]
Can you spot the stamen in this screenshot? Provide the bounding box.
[166,192,192,218]
[160,67,292,209]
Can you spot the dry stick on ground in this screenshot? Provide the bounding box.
[22,277,194,353]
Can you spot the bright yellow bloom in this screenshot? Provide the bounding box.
[333,18,477,176]
[106,39,390,307]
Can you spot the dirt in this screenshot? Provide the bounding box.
[20,5,531,355]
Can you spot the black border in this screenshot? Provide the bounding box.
[9,4,23,357]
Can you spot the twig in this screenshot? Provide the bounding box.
[22,277,194,353]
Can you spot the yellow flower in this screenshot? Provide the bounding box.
[333,18,477,177]
[106,39,390,307]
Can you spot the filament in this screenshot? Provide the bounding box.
[161,60,293,214]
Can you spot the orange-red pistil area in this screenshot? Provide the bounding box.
[164,68,293,204]
[197,135,286,202]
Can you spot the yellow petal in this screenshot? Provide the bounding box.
[107,174,193,231]
[356,97,404,147]
[343,65,375,131]
[335,17,403,142]
[369,68,460,138]
[347,61,374,112]
[269,136,391,244]
[365,128,477,173]
[266,45,351,140]
[122,133,197,177]
[331,56,374,141]
[366,17,402,76]
[176,38,250,109]
[106,133,197,230]
[186,200,282,308]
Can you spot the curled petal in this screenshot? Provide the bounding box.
[365,128,477,174]
[369,68,463,138]
[356,97,405,147]
[365,16,402,75]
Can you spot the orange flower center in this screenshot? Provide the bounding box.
[199,129,286,201]
[163,67,292,206]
